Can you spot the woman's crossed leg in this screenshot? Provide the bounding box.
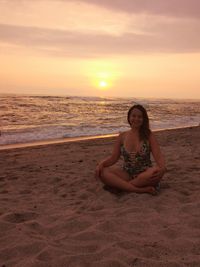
[100,166,158,194]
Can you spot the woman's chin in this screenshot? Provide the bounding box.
[131,124,141,129]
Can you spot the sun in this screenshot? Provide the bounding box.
[99,80,108,88]
[85,63,117,91]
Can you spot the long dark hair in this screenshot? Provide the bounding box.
[127,104,151,141]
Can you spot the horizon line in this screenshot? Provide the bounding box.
[0,92,199,101]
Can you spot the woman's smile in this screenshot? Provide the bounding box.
[129,109,143,128]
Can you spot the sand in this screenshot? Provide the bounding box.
[0,126,200,267]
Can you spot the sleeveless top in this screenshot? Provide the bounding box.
[121,140,152,176]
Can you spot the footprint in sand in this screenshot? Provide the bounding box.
[0,190,9,194]
[25,221,45,234]
[19,189,32,195]
[0,176,6,182]
[3,211,38,223]
[7,176,18,180]
[159,228,179,239]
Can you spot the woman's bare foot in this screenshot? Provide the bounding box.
[145,186,157,195]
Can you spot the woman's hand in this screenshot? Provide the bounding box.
[152,166,166,179]
[95,163,104,178]
[145,186,157,195]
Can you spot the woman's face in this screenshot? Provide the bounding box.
[129,108,143,129]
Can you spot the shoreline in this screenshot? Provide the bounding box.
[0,133,117,151]
[0,125,199,151]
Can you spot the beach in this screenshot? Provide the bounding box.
[0,126,200,267]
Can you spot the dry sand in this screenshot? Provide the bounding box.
[0,126,200,267]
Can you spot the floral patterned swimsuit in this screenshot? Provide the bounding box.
[121,141,152,178]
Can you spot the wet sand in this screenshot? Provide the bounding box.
[0,126,200,267]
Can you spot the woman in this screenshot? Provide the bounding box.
[96,104,166,195]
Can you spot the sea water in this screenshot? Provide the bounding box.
[0,95,199,145]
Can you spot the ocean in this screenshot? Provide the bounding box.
[0,95,199,146]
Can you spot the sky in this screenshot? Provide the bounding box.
[0,0,200,99]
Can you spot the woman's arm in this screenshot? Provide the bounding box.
[149,132,166,177]
[99,133,122,167]
[96,133,122,177]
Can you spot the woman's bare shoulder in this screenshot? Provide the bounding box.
[149,131,156,141]
[118,131,129,143]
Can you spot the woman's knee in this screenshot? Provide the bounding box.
[147,168,161,185]
[100,166,129,183]
[132,167,160,186]
[145,166,160,178]
[100,167,111,180]
[147,166,157,174]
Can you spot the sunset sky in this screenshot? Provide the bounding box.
[0,0,200,99]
